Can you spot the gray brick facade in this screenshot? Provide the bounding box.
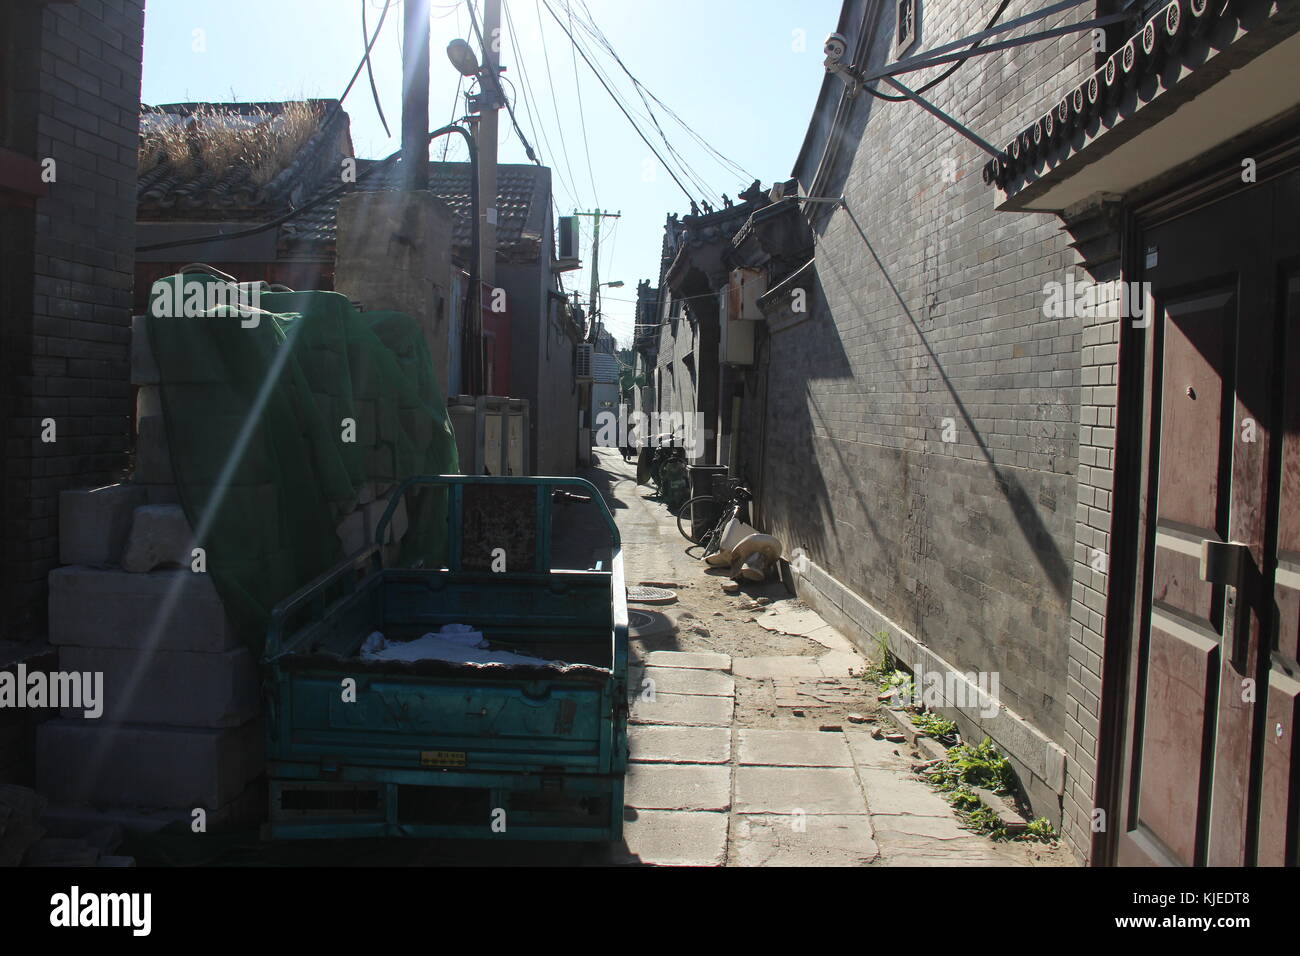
[1,0,145,640]
[635,0,1131,862]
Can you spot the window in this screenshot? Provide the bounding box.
[896,0,917,56]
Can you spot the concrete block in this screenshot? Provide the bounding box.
[142,484,180,505]
[731,813,878,867]
[36,719,263,809]
[133,415,174,484]
[49,566,240,653]
[364,494,409,544]
[130,314,160,386]
[624,763,731,811]
[614,810,728,866]
[641,650,731,671]
[59,484,147,567]
[57,645,259,728]
[632,666,734,698]
[121,504,194,573]
[737,729,853,767]
[42,780,265,834]
[629,692,733,728]
[335,508,368,556]
[135,384,161,420]
[733,767,867,814]
[628,725,731,764]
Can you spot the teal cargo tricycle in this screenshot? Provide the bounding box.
[263,475,628,842]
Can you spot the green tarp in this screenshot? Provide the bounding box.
[145,274,459,653]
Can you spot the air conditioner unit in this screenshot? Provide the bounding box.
[575,342,593,382]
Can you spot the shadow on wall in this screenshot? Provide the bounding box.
[825,206,1072,605]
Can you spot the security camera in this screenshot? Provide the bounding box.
[824,33,848,63]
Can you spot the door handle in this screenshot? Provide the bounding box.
[1200,540,1253,668]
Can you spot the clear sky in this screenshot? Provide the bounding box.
[140,0,841,346]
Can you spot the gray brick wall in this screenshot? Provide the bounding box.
[1,0,145,639]
[755,0,1113,859]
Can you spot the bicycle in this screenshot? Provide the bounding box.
[676,479,752,549]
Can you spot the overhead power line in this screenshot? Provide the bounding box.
[539,0,697,206]
[466,0,540,164]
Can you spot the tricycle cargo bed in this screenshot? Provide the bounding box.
[264,476,629,842]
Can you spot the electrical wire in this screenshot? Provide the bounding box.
[863,0,1012,102]
[563,0,600,207]
[569,0,753,187]
[539,0,697,206]
[138,0,396,251]
[531,0,586,210]
[360,0,391,137]
[465,0,540,163]
[501,0,586,212]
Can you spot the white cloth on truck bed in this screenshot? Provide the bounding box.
[359,623,559,667]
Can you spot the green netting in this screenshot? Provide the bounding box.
[144,274,459,654]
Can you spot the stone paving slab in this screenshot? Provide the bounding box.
[803,625,861,655]
[733,766,866,815]
[756,606,830,637]
[855,767,955,818]
[730,813,879,867]
[629,724,731,764]
[843,730,913,770]
[869,828,1025,867]
[643,650,732,671]
[615,810,729,866]
[631,665,735,698]
[624,763,731,811]
[732,656,825,680]
[817,651,864,678]
[629,691,733,727]
[736,729,853,767]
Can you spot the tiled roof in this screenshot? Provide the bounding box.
[137,100,352,220]
[280,158,552,261]
[982,1,1282,191]
[137,101,553,263]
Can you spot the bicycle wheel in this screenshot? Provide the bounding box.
[676,495,721,545]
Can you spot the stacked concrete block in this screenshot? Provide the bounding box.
[58,485,146,567]
[35,315,264,828]
[336,487,410,566]
[120,504,194,573]
[130,321,179,504]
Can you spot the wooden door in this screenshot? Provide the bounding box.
[1117,167,1300,866]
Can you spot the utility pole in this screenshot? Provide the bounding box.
[401,0,430,190]
[478,0,501,289]
[574,209,620,343]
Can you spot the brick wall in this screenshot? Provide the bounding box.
[1,0,145,639]
[755,0,1113,855]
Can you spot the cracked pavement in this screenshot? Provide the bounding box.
[586,448,1070,867]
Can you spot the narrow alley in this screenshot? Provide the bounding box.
[580,449,1067,867]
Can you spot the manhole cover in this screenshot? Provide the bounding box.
[628,609,672,639]
[626,585,677,605]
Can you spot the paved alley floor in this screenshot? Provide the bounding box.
[582,448,1068,868]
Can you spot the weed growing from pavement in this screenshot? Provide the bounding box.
[927,738,1016,794]
[922,738,1058,844]
[909,710,958,739]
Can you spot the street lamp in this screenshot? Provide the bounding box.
[446,38,480,77]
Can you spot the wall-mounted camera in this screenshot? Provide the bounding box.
[824,33,848,63]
